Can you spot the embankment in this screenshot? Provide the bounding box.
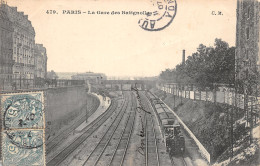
[151,88,245,163]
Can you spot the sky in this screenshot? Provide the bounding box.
[6,0,237,77]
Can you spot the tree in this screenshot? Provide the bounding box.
[159,38,235,90]
[46,70,59,80]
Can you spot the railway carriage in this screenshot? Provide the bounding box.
[153,99,163,105]
[158,112,169,120]
[158,107,175,119]
[147,92,185,156]
[166,113,175,119]
[155,110,185,155]
[157,107,165,114]
[155,104,162,109]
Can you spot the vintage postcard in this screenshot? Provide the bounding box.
[0,0,259,166]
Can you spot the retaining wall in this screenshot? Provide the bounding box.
[45,86,91,139]
[45,86,86,123]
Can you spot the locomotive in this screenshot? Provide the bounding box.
[163,119,185,155]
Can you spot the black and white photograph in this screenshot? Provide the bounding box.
[0,0,259,165]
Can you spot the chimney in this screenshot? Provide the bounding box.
[182,49,185,64]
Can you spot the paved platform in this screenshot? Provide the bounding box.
[75,93,111,131]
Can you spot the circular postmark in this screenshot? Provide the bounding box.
[3,95,44,130]
[2,129,45,166]
[5,130,44,149]
[138,0,177,31]
[2,94,44,149]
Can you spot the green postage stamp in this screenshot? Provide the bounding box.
[1,91,46,166]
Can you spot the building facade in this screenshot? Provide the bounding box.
[0,2,48,89]
[0,6,13,90]
[34,44,47,79]
[236,0,260,95]
[1,3,36,88]
[236,0,260,126]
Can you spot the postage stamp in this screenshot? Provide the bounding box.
[2,130,45,165]
[1,92,45,129]
[138,0,177,31]
[1,91,46,166]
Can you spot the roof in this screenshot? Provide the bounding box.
[1,3,35,33]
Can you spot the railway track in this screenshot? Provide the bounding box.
[108,92,137,166]
[171,156,188,166]
[140,92,161,166]
[46,94,100,154]
[49,90,184,166]
[46,95,121,166]
[181,156,188,166]
[147,91,190,166]
[82,92,134,166]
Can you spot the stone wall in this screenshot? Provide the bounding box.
[44,86,89,139]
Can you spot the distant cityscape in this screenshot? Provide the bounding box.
[56,72,157,80]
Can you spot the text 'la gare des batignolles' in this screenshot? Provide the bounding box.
[46,10,151,16]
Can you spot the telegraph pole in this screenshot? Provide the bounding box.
[86,98,88,123]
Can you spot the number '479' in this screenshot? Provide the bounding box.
[46,10,57,14]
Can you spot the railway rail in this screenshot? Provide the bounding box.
[181,156,188,166]
[147,91,190,166]
[46,94,100,154]
[140,92,161,166]
[108,92,137,166]
[48,90,189,166]
[171,156,188,166]
[46,95,121,166]
[82,92,134,166]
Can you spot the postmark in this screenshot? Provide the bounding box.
[2,130,45,165]
[2,92,44,129]
[4,130,44,149]
[138,0,177,31]
[1,91,46,166]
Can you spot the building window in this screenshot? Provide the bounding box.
[246,27,249,40]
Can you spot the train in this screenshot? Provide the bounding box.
[163,119,185,155]
[147,92,185,156]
